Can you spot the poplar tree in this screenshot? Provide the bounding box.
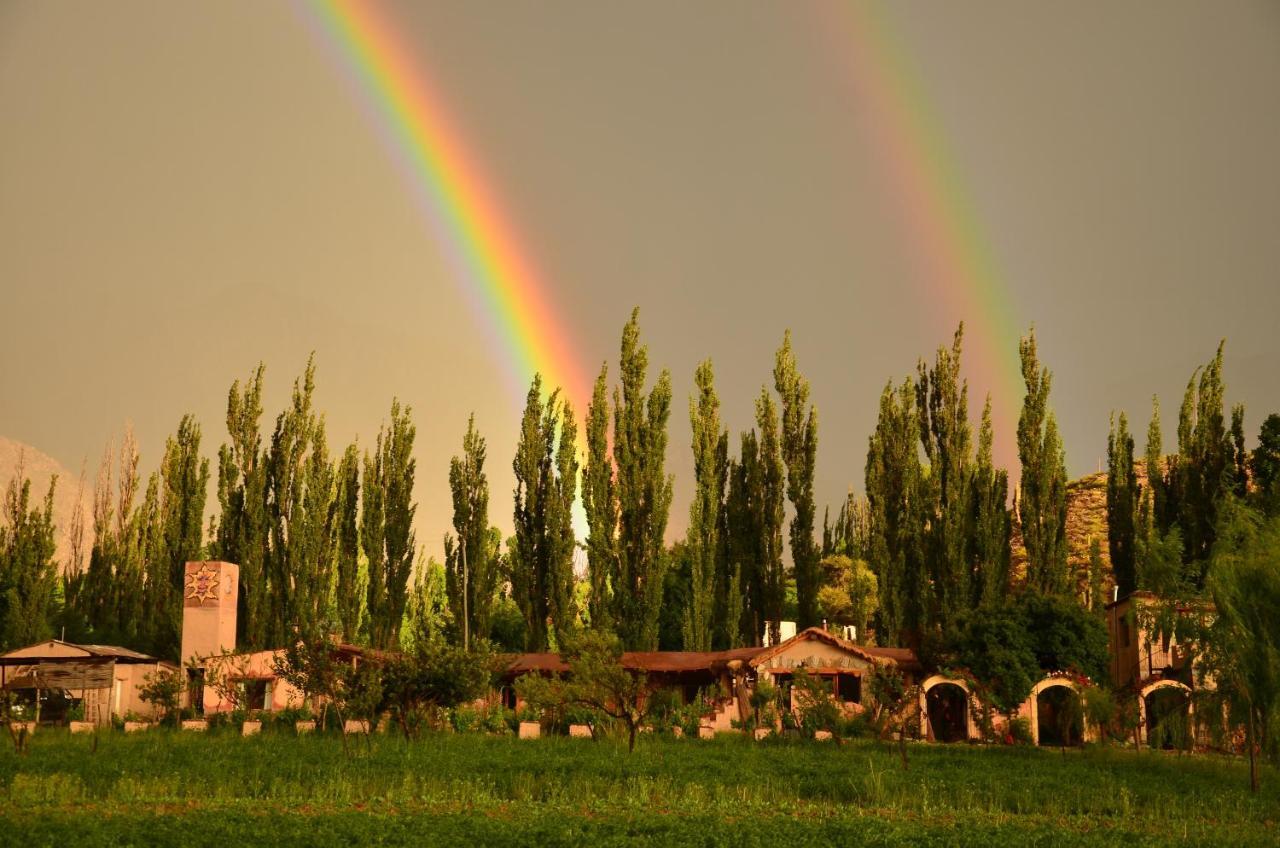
[971,398,1011,606]
[1253,414,1280,515]
[607,309,673,650]
[363,400,416,649]
[725,435,762,644]
[1106,412,1138,596]
[1172,343,1233,579]
[212,364,269,649]
[581,365,617,632]
[445,414,499,646]
[150,415,209,657]
[915,325,973,630]
[334,442,362,643]
[510,377,578,650]
[682,360,727,651]
[1016,329,1068,595]
[866,379,926,646]
[773,331,820,630]
[0,465,58,651]
[754,391,787,645]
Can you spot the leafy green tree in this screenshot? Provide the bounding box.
[510,376,578,650]
[403,556,448,651]
[1086,536,1106,613]
[915,325,974,630]
[773,331,820,630]
[362,400,417,649]
[971,399,1011,606]
[1107,411,1139,596]
[866,378,926,646]
[334,442,362,643]
[949,604,1039,715]
[0,466,58,651]
[145,415,209,658]
[1252,413,1280,515]
[212,364,269,649]
[724,435,761,645]
[682,360,727,651]
[444,415,498,647]
[597,309,673,651]
[1016,329,1068,594]
[581,365,617,634]
[379,638,495,738]
[264,358,338,645]
[515,629,665,752]
[754,393,787,645]
[1017,592,1109,683]
[1203,502,1280,792]
[1170,343,1234,581]
[816,554,877,640]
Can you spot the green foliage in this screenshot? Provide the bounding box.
[1017,593,1109,684]
[581,365,617,634]
[1017,328,1069,595]
[380,639,495,738]
[1107,412,1139,596]
[1204,502,1280,790]
[866,378,926,646]
[682,359,727,651]
[509,375,578,651]
[444,414,499,646]
[601,309,674,651]
[971,399,1012,607]
[138,669,186,726]
[333,442,362,644]
[774,331,820,630]
[816,554,877,639]
[790,668,842,736]
[0,466,58,651]
[515,629,663,751]
[1251,413,1280,516]
[363,399,417,649]
[949,604,1040,714]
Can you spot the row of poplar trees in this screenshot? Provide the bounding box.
[1105,342,1280,600]
[449,310,823,653]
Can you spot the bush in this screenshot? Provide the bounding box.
[1007,717,1033,746]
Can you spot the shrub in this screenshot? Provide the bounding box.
[1007,717,1033,745]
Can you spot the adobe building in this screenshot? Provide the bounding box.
[0,641,175,726]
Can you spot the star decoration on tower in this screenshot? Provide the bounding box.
[184,563,220,605]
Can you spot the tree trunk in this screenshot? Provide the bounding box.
[1247,706,1259,794]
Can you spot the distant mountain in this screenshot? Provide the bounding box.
[0,435,95,573]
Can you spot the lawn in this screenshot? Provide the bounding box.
[0,729,1275,846]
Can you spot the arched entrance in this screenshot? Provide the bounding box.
[918,675,976,742]
[1140,680,1193,750]
[1027,677,1088,747]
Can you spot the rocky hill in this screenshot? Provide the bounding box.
[0,435,94,572]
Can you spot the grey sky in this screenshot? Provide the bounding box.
[2,1,1277,558]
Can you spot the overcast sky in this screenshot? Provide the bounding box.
[2,1,1277,558]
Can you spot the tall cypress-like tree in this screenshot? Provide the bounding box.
[755,391,787,645]
[581,365,617,632]
[1016,329,1068,594]
[445,414,499,646]
[682,360,727,651]
[151,415,209,657]
[915,325,973,630]
[773,332,820,630]
[1107,412,1139,596]
[362,400,416,649]
[970,398,1011,606]
[1172,343,1233,580]
[724,434,761,645]
[603,309,674,651]
[0,463,58,651]
[1252,414,1280,515]
[334,441,362,643]
[866,379,926,646]
[213,364,269,649]
[510,377,578,650]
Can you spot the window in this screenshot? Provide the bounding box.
[1120,619,1131,647]
[837,674,861,704]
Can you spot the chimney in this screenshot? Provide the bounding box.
[180,561,239,666]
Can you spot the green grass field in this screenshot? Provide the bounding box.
[0,729,1275,846]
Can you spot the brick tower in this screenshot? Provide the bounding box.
[180,560,239,665]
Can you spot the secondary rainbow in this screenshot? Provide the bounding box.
[300,0,591,413]
[817,1,1025,463]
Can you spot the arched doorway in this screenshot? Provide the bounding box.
[1140,680,1193,750]
[926,683,969,742]
[1024,681,1085,748]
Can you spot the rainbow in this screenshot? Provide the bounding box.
[814,1,1024,465]
[299,0,591,414]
